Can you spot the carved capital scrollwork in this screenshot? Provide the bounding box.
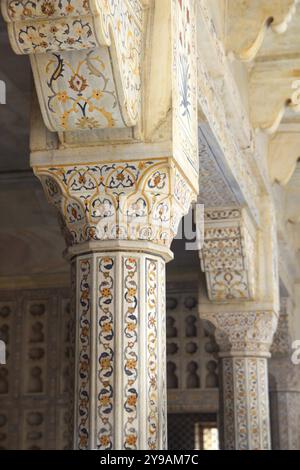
[2,0,143,131]
[34,158,196,249]
[200,208,257,302]
[202,310,278,356]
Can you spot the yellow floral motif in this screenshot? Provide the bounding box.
[92,89,104,100]
[76,116,100,129]
[101,288,111,298]
[128,288,137,297]
[102,323,112,333]
[99,396,111,406]
[127,323,136,332]
[57,91,68,103]
[126,359,137,370]
[100,357,111,369]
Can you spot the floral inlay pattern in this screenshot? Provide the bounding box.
[123,257,139,450]
[97,256,115,449]
[146,258,158,449]
[172,0,198,174]
[36,158,195,248]
[77,257,91,450]
[2,0,143,129]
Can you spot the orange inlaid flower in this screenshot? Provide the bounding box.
[100,435,110,447]
[101,288,111,298]
[127,395,137,406]
[126,435,137,446]
[100,357,111,369]
[126,359,137,370]
[100,396,111,407]
[102,322,112,333]
[65,4,75,13]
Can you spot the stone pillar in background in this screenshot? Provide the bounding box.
[202,310,277,450]
[269,298,300,450]
[199,200,279,449]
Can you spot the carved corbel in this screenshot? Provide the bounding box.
[199,207,257,302]
[250,66,300,133]
[1,0,143,131]
[269,132,300,185]
[226,0,299,62]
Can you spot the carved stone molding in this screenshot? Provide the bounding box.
[226,0,299,62]
[34,158,196,249]
[2,0,143,131]
[202,310,278,356]
[200,208,257,302]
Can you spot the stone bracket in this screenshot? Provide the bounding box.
[226,0,299,62]
[2,0,143,131]
[250,63,300,133]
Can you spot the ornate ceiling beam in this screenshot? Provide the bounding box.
[226,0,299,62]
[197,0,268,226]
[1,0,143,132]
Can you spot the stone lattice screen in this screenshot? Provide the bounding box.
[0,288,72,450]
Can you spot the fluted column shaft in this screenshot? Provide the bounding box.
[73,248,168,450]
[219,354,270,449]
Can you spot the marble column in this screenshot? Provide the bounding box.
[202,310,278,450]
[35,159,195,450]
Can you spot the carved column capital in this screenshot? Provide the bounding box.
[34,158,196,252]
[200,207,257,302]
[202,310,278,357]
